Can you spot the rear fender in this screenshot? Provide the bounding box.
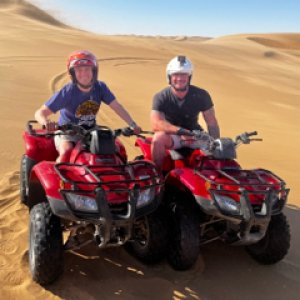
[29,162,62,201]
[165,168,210,198]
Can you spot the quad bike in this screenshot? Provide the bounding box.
[20,121,167,285]
[134,130,291,270]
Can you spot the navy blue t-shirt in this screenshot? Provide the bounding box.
[45,81,115,126]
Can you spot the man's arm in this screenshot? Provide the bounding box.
[202,107,220,138]
[150,110,181,134]
[35,105,54,125]
[35,104,56,130]
[109,99,140,131]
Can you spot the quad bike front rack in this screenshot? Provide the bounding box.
[194,166,289,217]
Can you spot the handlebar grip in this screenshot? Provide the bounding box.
[176,128,194,136]
[140,130,154,135]
[246,131,257,137]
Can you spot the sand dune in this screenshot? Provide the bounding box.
[1,0,68,27]
[0,0,300,299]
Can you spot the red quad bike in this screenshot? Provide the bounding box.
[20,121,168,285]
[135,130,291,270]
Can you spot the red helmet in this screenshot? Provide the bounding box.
[67,50,98,87]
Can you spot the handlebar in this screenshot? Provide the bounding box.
[26,121,153,139]
[27,121,262,147]
[235,131,262,144]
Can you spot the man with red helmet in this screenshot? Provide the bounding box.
[150,55,220,169]
[35,50,141,162]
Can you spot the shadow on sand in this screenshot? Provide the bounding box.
[41,205,300,300]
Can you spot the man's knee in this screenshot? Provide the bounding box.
[152,132,173,149]
[60,141,73,152]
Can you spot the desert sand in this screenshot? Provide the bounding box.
[0,1,300,299]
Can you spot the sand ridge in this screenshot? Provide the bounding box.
[0,0,300,299]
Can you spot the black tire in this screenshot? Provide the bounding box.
[167,204,200,270]
[29,202,63,285]
[20,155,36,206]
[126,209,168,264]
[246,213,290,265]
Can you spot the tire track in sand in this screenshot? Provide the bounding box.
[50,56,160,93]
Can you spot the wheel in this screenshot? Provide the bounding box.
[126,209,168,263]
[29,202,63,285]
[20,155,36,206]
[167,204,200,270]
[246,213,290,265]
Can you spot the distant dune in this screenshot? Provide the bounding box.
[247,33,300,49]
[0,0,68,27]
[0,1,300,299]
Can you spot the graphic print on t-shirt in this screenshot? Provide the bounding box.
[75,99,100,126]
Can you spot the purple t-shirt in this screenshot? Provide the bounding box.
[45,81,115,127]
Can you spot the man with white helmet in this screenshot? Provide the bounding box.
[150,55,220,169]
[35,50,141,162]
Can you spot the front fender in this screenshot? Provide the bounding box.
[30,162,62,200]
[135,137,152,160]
[23,131,58,162]
[165,168,210,198]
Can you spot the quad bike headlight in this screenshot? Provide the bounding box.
[136,188,155,208]
[65,193,98,212]
[214,194,241,216]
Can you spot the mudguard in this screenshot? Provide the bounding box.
[23,131,58,162]
[165,168,211,199]
[30,162,62,200]
[135,137,152,160]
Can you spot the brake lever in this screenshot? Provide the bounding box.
[236,133,250,144]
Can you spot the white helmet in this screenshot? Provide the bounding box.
[166,55,193,84]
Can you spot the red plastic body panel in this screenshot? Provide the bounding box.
[23,131,58,162]
[30,162,62,200]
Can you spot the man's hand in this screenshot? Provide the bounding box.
[44,120,57,131]
[129,121,142,135]
[176,127,193,136]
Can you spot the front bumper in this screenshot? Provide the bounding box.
[48,188,163,248]
[48,188,163,223]
[195,187,289,245]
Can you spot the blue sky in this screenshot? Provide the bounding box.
[28,0,299,37]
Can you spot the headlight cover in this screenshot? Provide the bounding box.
[65,193,98,212]
[214,194,241,216]
[136,188,155,208]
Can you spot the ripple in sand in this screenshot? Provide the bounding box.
[0,270,24,286]
[0,255,8,269]
[0,240,18,255]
